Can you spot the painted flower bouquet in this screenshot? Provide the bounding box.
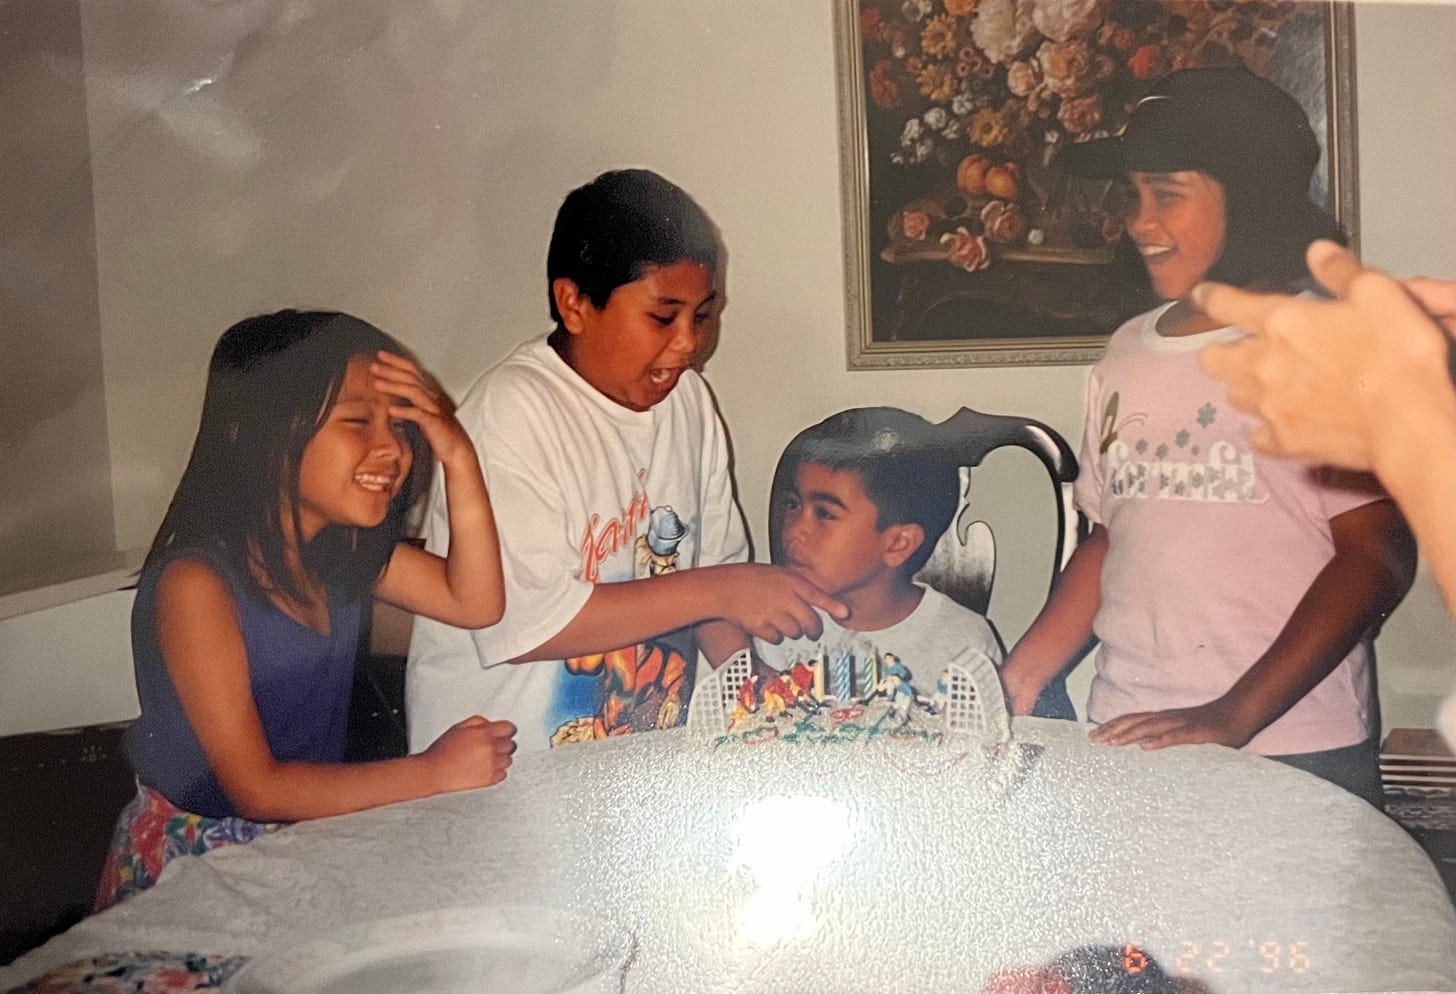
[860,0,1310,271]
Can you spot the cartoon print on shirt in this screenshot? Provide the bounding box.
[578,471,650,584]
[551,642,690,745]
[1097,391,1147,455]
[1098,393,1266,504]
[634,505,688,576]
[554,482,698,746]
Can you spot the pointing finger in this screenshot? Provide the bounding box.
[795,578,848,622]
[1198,337,1254,382]
[792,605,823,642]
[752,623,787,645]
[1189,281,1283,336]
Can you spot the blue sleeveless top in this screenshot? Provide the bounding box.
[123,549,362,819]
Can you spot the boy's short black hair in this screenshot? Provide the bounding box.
[546,168,720,323]
[779,408,959,579]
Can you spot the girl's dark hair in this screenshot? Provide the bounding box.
[546,168,720,323]
[146,310,430,606]
[1203,187,1347,291]
[1057,67,1348,294]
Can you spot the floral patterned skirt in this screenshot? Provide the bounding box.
[7,952,249,994]
[93,783,281,913]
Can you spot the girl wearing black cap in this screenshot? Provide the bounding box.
[999,67,1416,807]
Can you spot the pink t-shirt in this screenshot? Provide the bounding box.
[1075,304,1387,755]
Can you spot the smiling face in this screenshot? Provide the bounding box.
[554,260,719,412]
[1124,170,1227,301]
[295,354,412,541]
[777,461,918,601]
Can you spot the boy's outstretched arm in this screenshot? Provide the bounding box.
[697,618,753,668]
[1092,499,1416,749]
[999,525,1107,714]
[505,563,847,663]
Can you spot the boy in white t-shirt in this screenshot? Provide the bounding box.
[406,169,845,753]
[749,409,1002,690]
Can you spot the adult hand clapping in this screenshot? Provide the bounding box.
[1196,239,1455,617]
[1197,239,1453,469]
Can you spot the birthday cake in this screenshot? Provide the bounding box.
[689,641,1013,752]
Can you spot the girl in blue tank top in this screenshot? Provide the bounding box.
[97,310,514,909]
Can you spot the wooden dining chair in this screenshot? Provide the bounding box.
[768,405,1089,719]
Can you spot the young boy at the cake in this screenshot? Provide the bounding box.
[406,169,846,753]
[745,408,1001,699]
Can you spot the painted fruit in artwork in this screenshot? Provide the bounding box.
[956,154,991,196]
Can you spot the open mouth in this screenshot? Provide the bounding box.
[648,367,682,386]
[355,472,398,494]
[1137,244,1174,263]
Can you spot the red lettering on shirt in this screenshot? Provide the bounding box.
[579,473,651,582]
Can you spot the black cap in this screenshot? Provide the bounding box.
[1057,66,1321,198]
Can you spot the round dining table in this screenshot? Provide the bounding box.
[3,717,1454,994]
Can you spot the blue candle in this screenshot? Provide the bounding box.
[833,649,852,702]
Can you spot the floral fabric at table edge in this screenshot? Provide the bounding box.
[96,784,281,913]
[4,952,248,994]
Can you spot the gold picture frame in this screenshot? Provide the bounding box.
[837,0,1358,369]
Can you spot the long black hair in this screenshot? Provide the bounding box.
[1201,186,1347,292]
[146,310,430,606]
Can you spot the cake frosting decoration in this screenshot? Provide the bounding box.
[691,642,1014,749]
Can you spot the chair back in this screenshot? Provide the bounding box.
[768,406,1085,619]
[915,407,1086,619]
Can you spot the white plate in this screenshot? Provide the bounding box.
[224,905,633,994]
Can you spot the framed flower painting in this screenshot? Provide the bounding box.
[837,0,1356,368]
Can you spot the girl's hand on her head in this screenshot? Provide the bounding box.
[420,715,517,793]
[1088,699,1257,751]
[371,351,473,465]
[711,563,848,644]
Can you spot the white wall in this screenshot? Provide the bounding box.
[1345,0,1456,727]
[1,0,1452,736]
[0,0,116,591]
[0,590,137,734]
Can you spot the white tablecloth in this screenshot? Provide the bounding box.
[4,718,1454,993]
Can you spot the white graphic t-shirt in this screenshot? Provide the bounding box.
[753,585,1003,697]
[1076,303,1386,755]
[406,337,749,754]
